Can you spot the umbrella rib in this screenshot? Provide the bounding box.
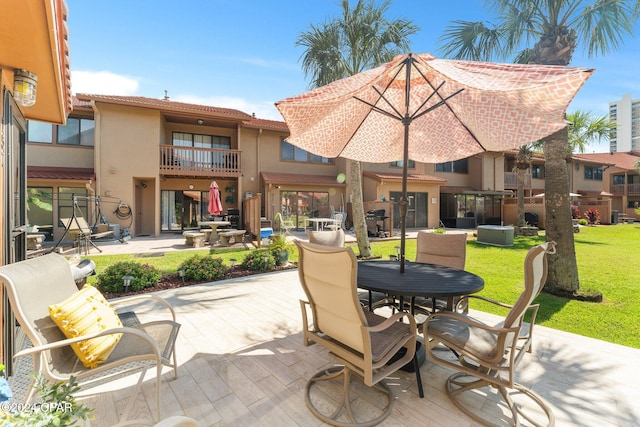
[353,95,402,121]
[412,88,465,120]
[409,80,446,120]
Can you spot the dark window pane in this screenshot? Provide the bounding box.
[453,159,468,173]
[282,140,294,160]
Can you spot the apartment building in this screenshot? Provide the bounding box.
[609,93,640,152]
[25,93,639,243]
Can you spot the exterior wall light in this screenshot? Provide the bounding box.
[13,69,38,107]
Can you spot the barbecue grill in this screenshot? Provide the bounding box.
[366,209,388,237]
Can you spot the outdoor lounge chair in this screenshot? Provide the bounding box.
[295,240,417,426]
[423,242,557,427]
[0,253,180,424]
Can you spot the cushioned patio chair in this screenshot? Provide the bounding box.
[305,228,345,247]
[423,242,556,427]
[295,240,417,426]
[0,253,180,425]
[413,231,468,314]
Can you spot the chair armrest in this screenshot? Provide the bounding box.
[13,325,165,361]
[111,294,177,322]
[456,294,515,311]
[366,311,417,335]
[424,310,520,337]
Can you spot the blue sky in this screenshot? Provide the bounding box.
[67,0,640,153]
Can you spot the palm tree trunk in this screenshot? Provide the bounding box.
[517,168,526,227]
[350,160,372,257]
[543,128,579,293]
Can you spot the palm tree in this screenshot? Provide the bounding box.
[296,0,418,257]
[514,144,534,227]
[439,0,639,294]
[566,110,615,154]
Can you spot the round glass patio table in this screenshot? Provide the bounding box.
[357,260,484,311]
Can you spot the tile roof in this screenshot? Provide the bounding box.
[28,166,94,181]
[261,172,347,186]
[363,171,447,183]
[243,117,289,132]
[573,151,640,170]
[74,94,252,120]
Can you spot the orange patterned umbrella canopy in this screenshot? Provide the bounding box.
[276,53,592,270]
[276,53,593,164]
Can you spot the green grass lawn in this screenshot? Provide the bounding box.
[87,224,640,349]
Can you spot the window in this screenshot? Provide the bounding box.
[27,187,53,238]
[584,166,603,181]
[281,138,333,164]
[27,121,53,143]
[57,187,88,223]
[27,118,94,146]
[531,164,544,179]
[613,175,625,185]
[172,132,230,149]
[435,158,468,174]
[58,118,95,146]
[390,160,415,168]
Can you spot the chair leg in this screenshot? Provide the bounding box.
[305,365,395,427]
[445,372,555,427]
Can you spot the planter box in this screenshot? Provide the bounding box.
[477,225,514,247]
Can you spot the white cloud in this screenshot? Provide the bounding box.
[174,95,284,121]
[71,70,139,95]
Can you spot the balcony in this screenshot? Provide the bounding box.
[159,145,241,177]
[504,171,532,190]
[610,183,640,196]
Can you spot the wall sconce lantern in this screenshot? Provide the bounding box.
[13,69,38,107]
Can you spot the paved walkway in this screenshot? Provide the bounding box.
[32,232,640,426]
[71,268,640,426]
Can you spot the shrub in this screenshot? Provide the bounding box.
[584,208,601,225]
[242,249,275,271]
[571,204,581,219]
[178,255,228,281]
[97,261,161,293]
[578,218,588,226]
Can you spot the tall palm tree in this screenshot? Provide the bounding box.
[296,0,418,257]
[439,0,639,294]
[514,144,534,227]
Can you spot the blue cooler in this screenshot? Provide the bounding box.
[260,228,273,239]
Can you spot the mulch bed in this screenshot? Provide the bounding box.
[102,262,298,299]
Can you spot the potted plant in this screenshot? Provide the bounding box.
[0,371,93,426]
[270,233,290,266]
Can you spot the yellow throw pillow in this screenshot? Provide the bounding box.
[49,285,123,368]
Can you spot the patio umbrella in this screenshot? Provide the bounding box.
[276,53,592,271]
[208,180,223,216]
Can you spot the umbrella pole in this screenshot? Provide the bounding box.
[400,119,409,273]
[399,56,413,273]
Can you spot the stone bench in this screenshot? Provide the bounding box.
[183,231,205,248]
[218,230,245,246]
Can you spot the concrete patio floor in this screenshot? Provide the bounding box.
[68,253,640,426]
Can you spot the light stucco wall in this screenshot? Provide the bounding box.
[94,103,161,236]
